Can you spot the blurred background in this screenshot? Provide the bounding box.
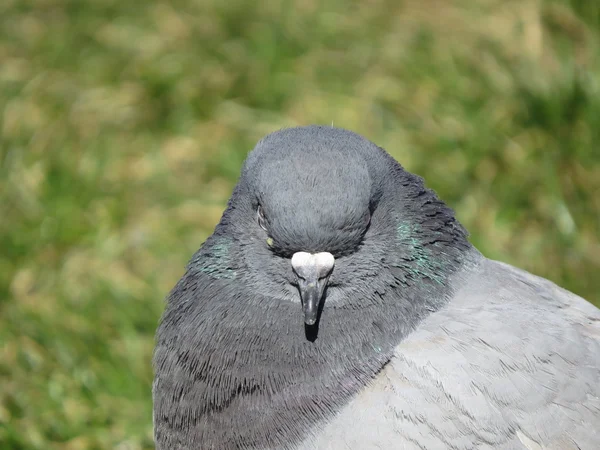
[1,0,599,448]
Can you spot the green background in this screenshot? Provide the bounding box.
[1,0,599,448]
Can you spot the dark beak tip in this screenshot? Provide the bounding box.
[304,316,317,326]
[303,304,319,325]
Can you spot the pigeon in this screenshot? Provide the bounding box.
[153,126,600,450]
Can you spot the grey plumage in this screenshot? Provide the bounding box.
[153,126,600,449]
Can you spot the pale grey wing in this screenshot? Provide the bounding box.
[298,259,600,450]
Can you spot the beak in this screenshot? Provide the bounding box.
[291,252,335,325]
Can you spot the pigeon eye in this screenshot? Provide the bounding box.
[257,205,268,231]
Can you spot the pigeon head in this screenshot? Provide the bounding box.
[236,128,382,324]
[208,125,468,329]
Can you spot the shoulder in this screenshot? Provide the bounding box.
[381,257,600,448]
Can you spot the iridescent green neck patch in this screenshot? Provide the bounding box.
[394,221,445,285]
[198,238,236,279]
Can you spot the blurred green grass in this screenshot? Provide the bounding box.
[1,0,599,448]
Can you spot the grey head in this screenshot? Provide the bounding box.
[153,126,474,449]
[241,128,380,326]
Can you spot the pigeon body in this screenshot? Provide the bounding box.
[153,126,600,449]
